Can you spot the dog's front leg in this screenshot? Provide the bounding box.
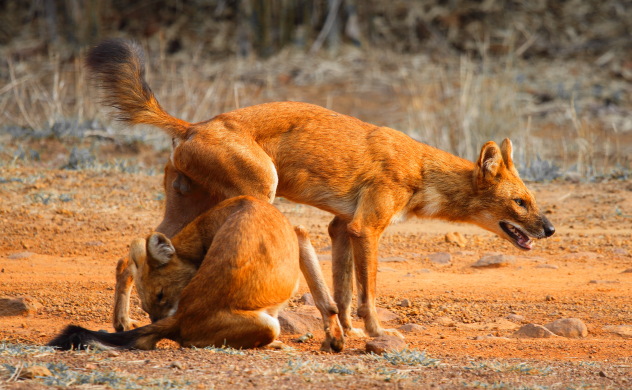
[113,256,141,332]
[347,216,403,339]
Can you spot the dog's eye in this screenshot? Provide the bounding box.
[514,198,526,208]
[157,291,164,302]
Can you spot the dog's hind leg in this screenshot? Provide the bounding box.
[328,216,366,338]
[180,310,279,349]
[171,131,278,204]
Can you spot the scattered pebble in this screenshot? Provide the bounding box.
[397,323,425,333]
[365,336,407,354]
[377,307,400,322]
[544,318,588,338]
[603,325,632,338]
[7,252,34,260]
[299,293,314,306]
[433,316,455,327]
[506,314,525,322]
[297,333,314,343]
[536,264,559,269]
[278,310,322,335]
[170,361,184,370]
[513,324,557,338]
[0,296,41,316]
[427,252,452,265]
[473,334,511,341]
[399,298,411,307]
[612,248,629,256]
[472,254,515,268]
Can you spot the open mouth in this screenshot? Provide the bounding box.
[499,221,533,250]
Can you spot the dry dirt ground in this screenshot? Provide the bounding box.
[1,163,631,389]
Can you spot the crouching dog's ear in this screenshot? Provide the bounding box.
[147,233,176,267]
[475,141,502,187]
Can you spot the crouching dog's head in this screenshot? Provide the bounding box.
[471,138,555,250]
[129,233,197,322]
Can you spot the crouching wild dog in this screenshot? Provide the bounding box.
[49,196,344,351]
[87,39,555,339]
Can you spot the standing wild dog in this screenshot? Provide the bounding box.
[87,39,555,339]
[49,196,343,351]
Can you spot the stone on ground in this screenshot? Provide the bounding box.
[513,323,557,338]
[365,336,408,354]
[544,318,588,338]
[0,296,40,316]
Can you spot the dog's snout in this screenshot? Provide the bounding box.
[542,215,555,237]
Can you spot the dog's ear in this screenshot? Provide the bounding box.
[476,141,502,186]
[500,138,515,171]
[147,233,175,267]
[129,238,147,269]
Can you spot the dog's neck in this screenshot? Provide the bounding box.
[408,151,479,223]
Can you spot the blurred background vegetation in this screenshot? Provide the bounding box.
[1,0,631,179]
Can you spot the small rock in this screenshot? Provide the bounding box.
[0,297,41,316]
[445,232,467,247]
[544,318,588,338]
[399,299,411,307]
[299,293,315,306]
[472,254,515,268]
[612,248,629,256]
[513,324,557,338]
[379,256,408,263]
[589,280,619,284]
[365,336,408,354]
[170,361,184,370]
[603,325,632,338]
[433,316,455,327]
[506,314,525,323]
[536,264,559,269]
[278,310,322,335]
[8,252,34,260]
[296,333,314,343]
[427,252,452,265]
[398,323,425,333]
[474,334,511,341]
[377,307,400,322]
[19,365,52,379]
[106,351,120,358]
[622,268,632,274]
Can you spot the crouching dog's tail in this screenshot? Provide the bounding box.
[86,39,190,139]
[48,320,176,351]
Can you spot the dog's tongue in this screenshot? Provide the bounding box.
[518,237,533,250]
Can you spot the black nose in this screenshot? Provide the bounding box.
[542,216,555,237]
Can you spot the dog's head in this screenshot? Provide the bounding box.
[128,233,197,322]
[471,138,555,250]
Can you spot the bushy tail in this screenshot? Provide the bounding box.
[86,39,190,139]
[48,321,174,351]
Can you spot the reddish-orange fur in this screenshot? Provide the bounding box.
[90,39,555,339]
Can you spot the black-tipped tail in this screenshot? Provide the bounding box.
[48,325,143,350]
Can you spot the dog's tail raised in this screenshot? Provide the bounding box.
[86,39,190,139]
[48,319,176,351]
